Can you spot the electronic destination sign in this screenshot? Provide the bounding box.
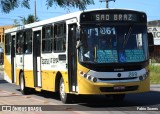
[80,10,147,23]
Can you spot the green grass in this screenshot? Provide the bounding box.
[149,64,160,84]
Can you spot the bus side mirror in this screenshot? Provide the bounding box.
[147,32,154,53]
[76,29,80,41]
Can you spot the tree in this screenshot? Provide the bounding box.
[21,14,36,25]
[46,0,94,10]
[13,14,39,26]
[26,14,35,24]
[0,0,30,13]
[13,19,20,27]
[23,14,39,24]
[0,0,94,13]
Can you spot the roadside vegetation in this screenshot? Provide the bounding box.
[150,59,160,84]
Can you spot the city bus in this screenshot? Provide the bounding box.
[4,9,153,103]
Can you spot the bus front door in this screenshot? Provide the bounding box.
[68,24,77,92]
[33,30,42,87]
[11,35,16,83]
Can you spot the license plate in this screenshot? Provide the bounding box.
[114,86,125,90]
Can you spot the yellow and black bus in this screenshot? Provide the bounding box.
[4,9,153,103]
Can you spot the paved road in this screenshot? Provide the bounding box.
[0,71,160,114]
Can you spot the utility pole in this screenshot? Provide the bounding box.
[100,0,115,8]
[2,28,4,42]
[106,0,109,8]
[34,0,37,22]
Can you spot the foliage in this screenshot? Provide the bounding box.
[0,0,30,13]
[13,19,20,27]
[26,14,34,24]
[149,64,160,84]
[151,58,157,63]
[13,14,38,26]
[22,14,39,24]
[46,0,94,10]
[0,0,94,13]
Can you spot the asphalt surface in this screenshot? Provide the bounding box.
[0,70,160,114]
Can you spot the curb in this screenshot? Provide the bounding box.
[150,84,160,88]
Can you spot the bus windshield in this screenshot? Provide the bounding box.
[79,25,148,64]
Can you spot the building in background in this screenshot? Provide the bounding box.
[0,26,13,44]
[148,20,160,62]
[0,26,13,64]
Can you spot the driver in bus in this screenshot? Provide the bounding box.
[87,29,97,62]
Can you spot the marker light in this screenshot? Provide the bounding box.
[87,75,92,80]
[139,76,143,81]
[92,77,97,82]
[79,71,97,83]
[84,73,87,78]
[80,71,83,75]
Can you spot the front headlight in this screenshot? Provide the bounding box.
[79,71,98,83]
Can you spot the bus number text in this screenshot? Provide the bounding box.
[100,27,116,35]
[128,72,137,77]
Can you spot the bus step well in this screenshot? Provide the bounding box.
[35,87,42,92]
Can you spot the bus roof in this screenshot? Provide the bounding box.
[5,8,146,33]
[5,11,82,33]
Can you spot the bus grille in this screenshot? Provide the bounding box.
[100,85,138,92]
[98,77,138,81]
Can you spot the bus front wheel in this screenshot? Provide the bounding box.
[59,78,72,103]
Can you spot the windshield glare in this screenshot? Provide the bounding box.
[79,25,148,63]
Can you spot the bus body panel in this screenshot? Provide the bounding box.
[24,70,34,88]
[15,54,34,88]
[15,68,20,85]
[41,52,68,91]
[15,68,34,88]
[78,76,149,94]
[4,55,12,83]
[15,55,23,85]
[23,54,34,88]
[41,70,55,91]
[16,55,23,70]
[77,63,150,94]
[41,53,55,91]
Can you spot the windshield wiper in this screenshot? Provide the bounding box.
[123,25,133,49]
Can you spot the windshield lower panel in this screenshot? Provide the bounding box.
[78,24,148,64]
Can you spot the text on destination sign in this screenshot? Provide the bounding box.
[95,14,137,21]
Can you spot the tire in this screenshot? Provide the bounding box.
[19,72,29,95]
[112,94,125,102]
[59,78,72,104]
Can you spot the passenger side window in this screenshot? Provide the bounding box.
[24,29,32,54]
[16,32,24,54]
[5,34,11,55]
[42,25,53,53]
[54,22,66,52]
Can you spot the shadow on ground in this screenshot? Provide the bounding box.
[22,89,160,111]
